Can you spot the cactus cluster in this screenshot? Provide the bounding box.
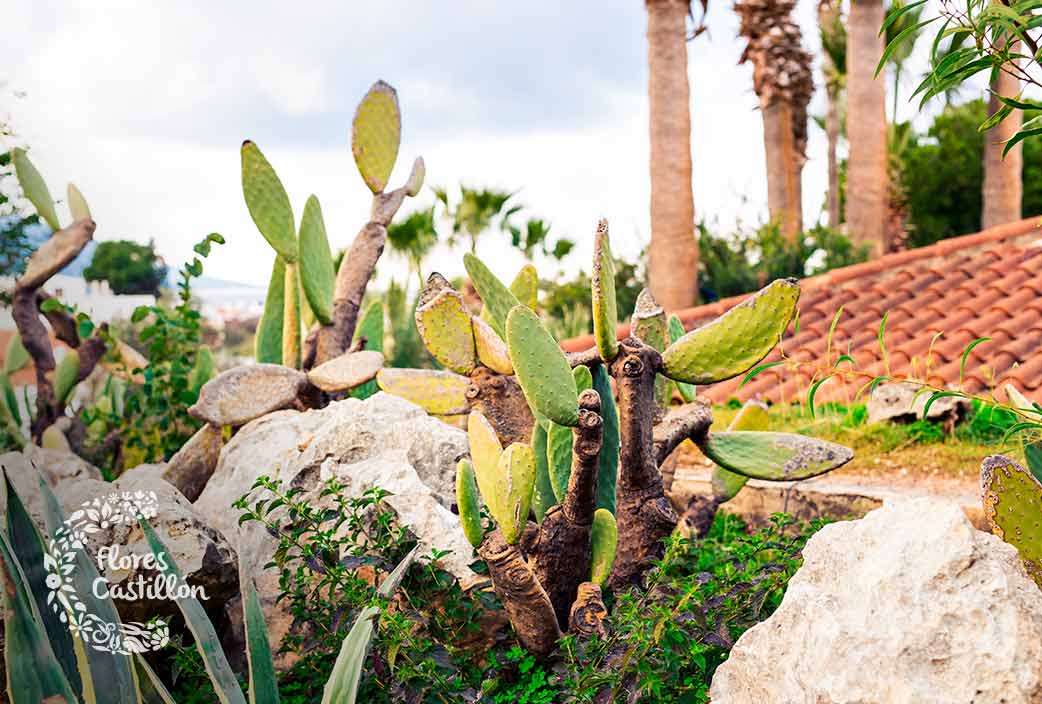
[380,218,853,655]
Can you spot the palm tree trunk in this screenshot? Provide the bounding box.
[825,85,841,227]
[762,101,803,239]
[646,0,699,310]
[982,56,1023,229]
[846,0,888,255]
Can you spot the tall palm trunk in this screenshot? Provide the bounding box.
[646,0,699,310]
[736,0,814,241]
[846,0,888,254]
[982,52,1022,229]
[818,0,845,228]
[825,86,841,227]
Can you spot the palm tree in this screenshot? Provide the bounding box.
[846,0,888,254]
[819,0,846,228]
[883,0,924,123]
[387,206,439,288]
[735,0,814,241]
[435,186,519,254]
[982,41,1022,228]
[645,0,699,310]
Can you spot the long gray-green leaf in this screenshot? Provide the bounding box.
[134,654,178,704]
[243,575,280,704]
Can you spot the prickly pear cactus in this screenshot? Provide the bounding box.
[352,80,401,194]
[465,253,523,340]
[981,454,1042,587]
[699,430,853,481]
[415,275,476,375]
[590,509,617,587]
[591,220,619,361]
[506,305,579,427]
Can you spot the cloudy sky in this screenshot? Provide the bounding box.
[1,0,948,289]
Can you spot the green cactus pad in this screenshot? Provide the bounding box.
[661,278,800,385]
[464,253,522,340]
[591,364,619,514]
[506,305,579,427]
[711,400,769,502]
[376,368,471,415]
[531,423,555,522]
[472,316,513,375]
[456,459,485,548]
[241,141,297,260]
[495,443,536,544]
[350,300,385,400]
[1,373,21,427]
[405,157,425,197]
[547,367,593,501]
[66,183,91,222]
[3,334,30,375]
[282,261,301,369]
[667,315,697,403]
[982,454,1042,588]
[415,279,477,375]
[510,264,539,311]
[700,430,852,481]
[255,256,285,364]
[631,288,671,406]
[591,220,619,362]
[298,195,335,325]
[590,509,618,587]
[468,410,505,519]
[1005,385,1042,482]
[54,350,80,405]
[352,80,401,194]
[12,148,60,231]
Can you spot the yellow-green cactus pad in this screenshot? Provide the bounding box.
[41,424,71,451]
[352,80,401,194]
[701,430,852,481]
[591,220,619,362]
[667,315,696,403]
[255,256,285,364]
[464,253,522,340]
[54,349,80,405]
[468,410,504,521]
[711,400,769,502]
[415,277,477,375]
[506,305,579,427]
[456,459,485,548]
[590,509,617,587]
[241,140,296,260]
[510,264,539,311]
[547,367,593,501]
[376,368,471,415]
[661,278,799,385]
[531,422,555,522]
[982,454,1042,587]
[3,334,29,375]
[472,316,513,375]
[494,442,536,544]
[405,156,425,197]
[66,183,91,222]
[298,195,335,325]
[12,148,59,231]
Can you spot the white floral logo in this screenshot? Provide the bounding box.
[43,490,200,655]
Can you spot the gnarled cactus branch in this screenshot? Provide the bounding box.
[652,401,713,466]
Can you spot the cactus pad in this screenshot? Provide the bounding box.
[189,364,307,427]
[405,156,426,197]
[700,430,852,481]
[547,367,593,501]
[531,422,555,522]
[66,183,91,222]
[54,350,80,404]
[510,264,539,311]
[495,443,537,544]
[667,315,697,403]
[468,410,505,518]
[472,316,513,375]
[711,400,769,502]
[415,276,477,374]
[307,350,384,392]
[350,300,385,400]
[590,509,618,587]
[591,220,619,362]
[1005,385,1042,482]
[506,305,579,427]
[456,459,485,548]
[298,195,335,325]
[18,219,94,290]
[465,253,522,340]
[661,278,800,385]
[12,148,60,231]
[981,454,1042,588]
[591,364,619,514]
[241,141,297,260]
[352,80,401,194]
[3,334,29,376]
[376,368,471,415]
[632,288,671,406]
[255,256,285,364]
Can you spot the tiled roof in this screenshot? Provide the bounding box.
[561,217,1042,405]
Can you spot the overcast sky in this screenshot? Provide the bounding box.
[1,1,956,289]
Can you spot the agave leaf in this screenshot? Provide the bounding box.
[298,195,335,325]
[67,183,91,221]
[241,141,296,260]
[1,372,22,426]
[591,364,619,514]
[0,528,78,704]
[505,305,579,427]
[376,368,470,415]
[467,410,504,520]
[494,443,536,544]
[699,431,852,481]
[591,221,619,362]
[530,423,555,522]
[349,300,385,400]
[134,654,177,703]
[415,279,476,375]
[456,459,485,548]
[711,401,769,502]
[352,80,401,194]
[510,264,539,311]
[472,316,513,375]
[242,575,279,704]
[589,509,617,587]
[667,315,697,403]
[12,147,60,231]
[139,519,247,704]
[255,256,285,364]
[464,253,522,340]
[661,279,800,385]
[4,333,30,375]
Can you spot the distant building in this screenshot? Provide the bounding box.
[0,274,156,332]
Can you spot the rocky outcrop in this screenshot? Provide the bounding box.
[867,380,971,426]
[710,498,1042,703]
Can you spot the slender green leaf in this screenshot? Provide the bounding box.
[959,337,990,387]
[876,18,940,77]
[243,575,279,704]
[738,360,785,389]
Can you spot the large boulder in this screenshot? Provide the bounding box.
[0,446,103,524]
[710,498,1042,703]
[195,392,473,668]
[867,380,971,426]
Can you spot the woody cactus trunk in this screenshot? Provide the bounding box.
[381,219,852,655]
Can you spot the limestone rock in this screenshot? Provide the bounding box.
[188,363,307,427]
[307,349,384,392]
[867,380,971,425]
[163,424,224,501]
[0,446,103,521]
[710,498,1042,703]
